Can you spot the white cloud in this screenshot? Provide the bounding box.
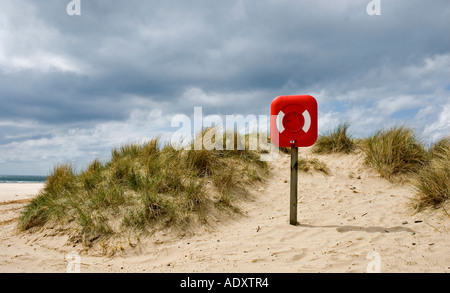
[3,52,87,74]
[403,54,450,79]
[1,0,450,175]
[312,52,450,139]
[422,102,450,142]
[182,87,215,105]
[180,87,267,110]
[375,95,423,116]
[0,1,90,75]
[0,109,173,173]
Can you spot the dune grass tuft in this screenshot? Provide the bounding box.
[429,136,450,160]
[361,126,427,182]
[312,122,356,154]
[300,157,330,175]
[18,134,268,245]
[411,136,450,211]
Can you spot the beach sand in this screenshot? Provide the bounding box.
[0,183,44,202]
[0,150,449,273]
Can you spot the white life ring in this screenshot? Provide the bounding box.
[276,110,311,134]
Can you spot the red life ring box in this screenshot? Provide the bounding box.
[270,95,318,148]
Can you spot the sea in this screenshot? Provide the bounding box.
[0,175,47,183]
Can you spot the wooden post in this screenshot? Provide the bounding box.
[290,146,298,225]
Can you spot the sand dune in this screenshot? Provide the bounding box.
[0,151,449,273]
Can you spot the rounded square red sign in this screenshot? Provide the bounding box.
[270,95,318,148]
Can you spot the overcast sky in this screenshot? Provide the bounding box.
[0,0,449,175]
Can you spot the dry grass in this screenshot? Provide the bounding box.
[361,126,428,182]
[312,122,356,154]
[18,121,449,245]
[18,133,268,246]
[411,136,450,211]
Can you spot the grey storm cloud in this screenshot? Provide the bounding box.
[3,1,449,112]
[0,0,449,174]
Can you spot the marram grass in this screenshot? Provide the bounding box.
[18,134,268,245]
[411,136,450,211]
[361,126,428,182]
[312,122,356,154]
[308,123,448,210]
[18,125,449,246]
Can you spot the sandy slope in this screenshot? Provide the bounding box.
[0,151,449,273]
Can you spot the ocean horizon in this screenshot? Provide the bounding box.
[0,175,47,183]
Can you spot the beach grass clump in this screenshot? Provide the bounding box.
[411,136,450,211]
[18,134,268,244]
[312,122,356,154]
[428,136,450,160]
[19,164,78,230]
[294,156,330,175]
[361,126,427,182]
